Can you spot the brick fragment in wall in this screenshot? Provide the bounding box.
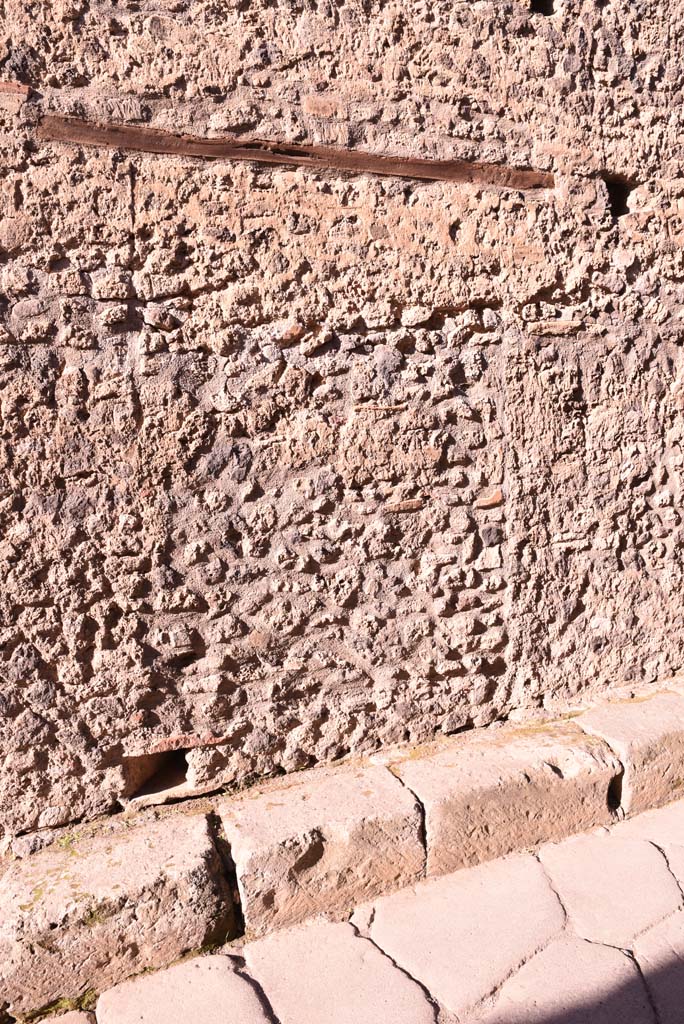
[2,0,684,836]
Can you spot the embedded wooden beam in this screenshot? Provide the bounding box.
[37,113,555,190]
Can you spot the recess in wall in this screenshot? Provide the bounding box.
[530,0,555,14]
[123,749,190,804]
[603,174,636,220]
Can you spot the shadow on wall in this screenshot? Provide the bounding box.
[489,954,681,1023]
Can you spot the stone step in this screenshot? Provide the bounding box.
[85,793,684,1024]
[577,689,684,815]
[217,763,424,937]
[375,719,622,877]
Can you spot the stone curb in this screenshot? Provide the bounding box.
[217,763,425,937]
[4,687,684,1019]
[0,814,236,1022]
[379,719,622,878]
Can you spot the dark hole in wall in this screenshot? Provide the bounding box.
[604,175,636,219]
[123,748,190,801]
[530,0,555,14]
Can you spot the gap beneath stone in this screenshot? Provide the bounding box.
[207,811,246,940]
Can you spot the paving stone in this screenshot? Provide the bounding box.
[538,832,681,948]
[578,692,684,815]
[612,798,684,848]
[53,1014,95,1023]
[656,844,684,891]
[386,721,621,876]
[474,935,655,1023]
[633,911,684,1024]
[218,764,423,936]
[0,815,234,1019]
[244,918,436,1024]
[96,955,270,1024]
[611,800,684,887]
[361,853,563,1018]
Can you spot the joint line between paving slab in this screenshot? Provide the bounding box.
[229,956,285,1024]
[347,920,441,1024]
[467,932,566,1019]
[384,764,429,878]
[626,950,663,1024]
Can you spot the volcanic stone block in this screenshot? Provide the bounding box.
[96,956,270,1024]
[612,798,684,887]
[578,691,684,814]
[385,721,622,876]
[217,764,424,936]
[633,911,684,1024]
[0,814,235,1020]
[538,832,681,948]
[244,919,436,1024]
[476,935,654,1024]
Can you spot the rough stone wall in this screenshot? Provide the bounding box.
[1,0,684,837]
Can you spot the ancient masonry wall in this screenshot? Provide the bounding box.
[1,0,684,837]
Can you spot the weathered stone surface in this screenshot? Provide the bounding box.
[360,853,564,1017]
[475,935,654,1024]
[578,692,684,815]
[386,721,621,875]
[2,0,684,839]
[538,832,681,948]
[0,815,234,1019]
[96,955,271,1024]
[218,764,423,936]
[633,912,684,1024]
[244,918,437,1024]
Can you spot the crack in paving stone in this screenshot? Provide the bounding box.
[465,932,567,1021]
[36,114,556,191]
[533,852,569,926]
[626,949,663,1024]
[347,920,442,1024]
